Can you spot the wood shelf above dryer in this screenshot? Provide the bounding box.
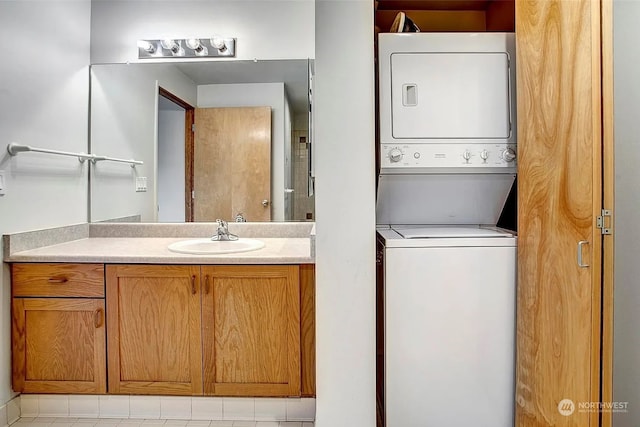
[375,0,514,33]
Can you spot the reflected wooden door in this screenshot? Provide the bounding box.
[516,0,603,426]
[193,107,272,222]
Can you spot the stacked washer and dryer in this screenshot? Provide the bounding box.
[377,33,517,426]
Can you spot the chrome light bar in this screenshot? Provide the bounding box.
[138,37,236,59]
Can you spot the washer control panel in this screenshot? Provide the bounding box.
[380,143,517,169]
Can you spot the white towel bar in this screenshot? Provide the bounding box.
[6,142,143,167]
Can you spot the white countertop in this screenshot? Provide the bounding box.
[6,237,313,264]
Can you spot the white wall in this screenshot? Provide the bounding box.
[197,83,288,221]
[314,1,376,426]
[157,98,186,222]
[0,0,91,405]
[90,64,196,222]
[90,0,314,64]
[613,1,640,425]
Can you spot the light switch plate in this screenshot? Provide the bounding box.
[0,170,6,195]
[136,176,147,192]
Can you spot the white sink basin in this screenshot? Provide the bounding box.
[167,238,265,255]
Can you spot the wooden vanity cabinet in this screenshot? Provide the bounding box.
[106,264,315,397]
[201,265,301,396]
[106,265,204,395]
[11,263,107,394]
[11,262,315,397]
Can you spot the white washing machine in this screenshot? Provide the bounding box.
[378,226,516,427]
[376,33,518,427]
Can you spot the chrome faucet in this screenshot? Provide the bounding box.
[212,219,238,241]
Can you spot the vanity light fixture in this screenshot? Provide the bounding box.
[138,37,236,59]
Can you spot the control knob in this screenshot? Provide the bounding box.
[389,148,403,163]
[462,150,472,162]
[502,148,517,163]
[480,150,489,161]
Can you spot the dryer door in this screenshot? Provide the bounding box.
[391,52,511,140]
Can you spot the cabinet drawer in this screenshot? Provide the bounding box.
[12,263,105,297]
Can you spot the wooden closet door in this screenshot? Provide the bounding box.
[516,1,603,426]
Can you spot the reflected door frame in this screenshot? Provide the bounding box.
[158,87,196,222]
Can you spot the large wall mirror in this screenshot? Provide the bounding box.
[89,59,314,223]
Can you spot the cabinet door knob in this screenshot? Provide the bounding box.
[94,308,104,328]
[48,277,68,284]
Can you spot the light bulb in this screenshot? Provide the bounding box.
[186,38,208,56]
[161,39,185,56]
[137,40,156,53]
[161,39,179,51]
[186,38,201,50]
[210,35,227,52]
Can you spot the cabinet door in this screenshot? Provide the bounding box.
[202,265,300,396]
[12,298,106,393]
[106,265,203,395]
[516,0,602,425]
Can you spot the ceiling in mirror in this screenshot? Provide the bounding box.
[175,60,309,115]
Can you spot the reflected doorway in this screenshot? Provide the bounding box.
[157,88,274,223]
[156,84,312,223]
[157,87,195,222]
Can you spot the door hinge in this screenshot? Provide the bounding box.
[597,209,612,235]
[192,190,195,199]
[191,123,196,132]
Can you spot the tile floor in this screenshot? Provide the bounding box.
[10,419,314,427]
[16,395,315,422]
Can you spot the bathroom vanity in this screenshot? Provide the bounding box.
[5,223,315,398]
